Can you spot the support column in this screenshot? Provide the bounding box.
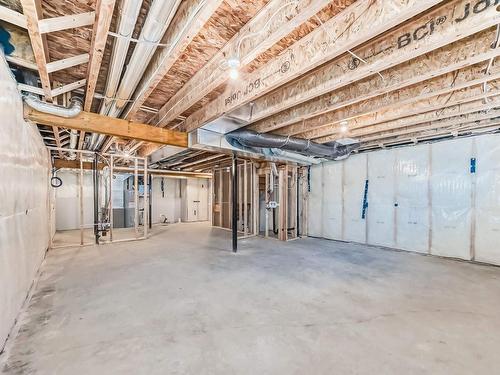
[232,153,238,253]
[93,153,99,245]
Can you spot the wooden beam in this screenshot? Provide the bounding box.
[54,159,106,170]
[150,0,336,127]
[81,0,116,150]
[181,154,227,170]
[51,79,86,97]
[0,5,27,28]
[46,53,89,73]
[24,106,188,147]
[275,64,500,139]
[122,0,224,119]
[84,0,115,112]
[314,84,500,142]
[5,55,38,70]
[20,0,52,100]
[250,29,500,134]
[357,100,500,141]
[361,110,500,145]
[17,83,44,95]
[361,118,500,149]
[182,0,447,132]
[38,11,95,33]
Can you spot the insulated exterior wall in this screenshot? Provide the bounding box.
[394,146,430,253]
[475,136,500,265]
[322,162,343,240]
[367,150,396,248]
[342,154,367,243]
[430,139,472,259]
[0,53,51,349]
[308,134,500,265]
[307,165,323,237]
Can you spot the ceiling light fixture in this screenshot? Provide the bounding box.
[340,121,348,133]
[227,57,240,80]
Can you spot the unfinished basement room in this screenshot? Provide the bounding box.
[1,0,500,373]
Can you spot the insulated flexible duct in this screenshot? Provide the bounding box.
[225,129,359,160]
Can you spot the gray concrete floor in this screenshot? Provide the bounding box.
[2,222,500,374]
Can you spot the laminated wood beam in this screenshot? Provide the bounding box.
[38,11,95,33]
[24,107,188,147]
[314,84,500,142]
[150,0,337,127]
[251,29,500,134]
[122,0,224,119]
[275,63,500,139]
[182,0,448,132]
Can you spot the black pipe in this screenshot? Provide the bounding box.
[231,153,238,253]
[296,171,300,237]
[93,153,99,244]
[148,174,152,230]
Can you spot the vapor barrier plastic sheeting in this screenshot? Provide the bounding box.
[308,133,500,265]
[0,52,51,348]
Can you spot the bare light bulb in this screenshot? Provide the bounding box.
[227,57,240,80]
[340,121,348,133]
[229,68,239,80]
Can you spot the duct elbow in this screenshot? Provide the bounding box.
[23,95,83,118]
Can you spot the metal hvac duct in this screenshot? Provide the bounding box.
[225,129,359,160]
[23,95,83,118]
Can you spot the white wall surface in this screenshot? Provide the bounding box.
[181,178,210,222]
[0,52,51,349]
[55,170,94,231]
[151,177,182,223]
[309,134,500,266]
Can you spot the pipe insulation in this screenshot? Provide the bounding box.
[225,129,359,160]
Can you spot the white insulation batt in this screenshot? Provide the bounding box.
[308,134,500,266]
[0,52,51,348]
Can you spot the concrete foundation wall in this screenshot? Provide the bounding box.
[308,134,500,266]
[0,52,51,349]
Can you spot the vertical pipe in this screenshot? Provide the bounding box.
[93,153,99,244]
[79,155,84,245]
[243,160,248,236]
[296,169,300,237]
[265,172,269,238]
[231,153,238,253]
[134,158,139,238]
[470,138,477,260]
[149,174,152,230]
[218,169,223,227]
[144,158,149,238]
[109,155,114,242]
